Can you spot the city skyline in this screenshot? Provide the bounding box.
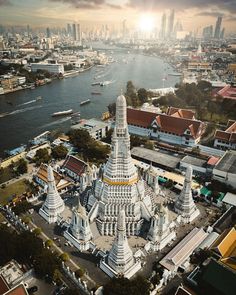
[0,0,236,34]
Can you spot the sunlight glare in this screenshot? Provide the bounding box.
[138,14,155,32]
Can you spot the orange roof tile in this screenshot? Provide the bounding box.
[3,284,28,295]
[167,107,196,119]
[127,108,157,128]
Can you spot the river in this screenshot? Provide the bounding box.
[0,48,179,155]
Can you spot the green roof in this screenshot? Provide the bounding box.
[158,176,167,183]
[217,192,225,201]
[202,259,236,295]
[200,187,212,196]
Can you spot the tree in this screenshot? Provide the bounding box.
[12,200,31,215]
[0,225,17,265]
[52,145,68,159]
[60,252,69,262]
[45,239,53,248]
[33,248,60,280]
[16,231,44,263]
[33,227,42,236]
[68,129,92,150]
[138,88,148,104]
[107,102,116,116]
[103,276,150,295]
[16,159,27,175]
[34,148,51,166]
[75,268,85,278]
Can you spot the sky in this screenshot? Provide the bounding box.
[0,0,236,33]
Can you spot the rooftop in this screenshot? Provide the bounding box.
[131,147,183,170]
[159,228,207,272]
[3,284,28,295]
[180,155,206,168]
[71,118,110,133]
[222,192,236,207]
[214,150,236,174]
[0,261,23,287]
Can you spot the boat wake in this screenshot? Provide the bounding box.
[19,99,37,106]
[41,116,71,128]
[9,105,42,115]
[0,105,43,118]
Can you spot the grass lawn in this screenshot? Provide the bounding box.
[0,179,29,205]
[0,167,15,184]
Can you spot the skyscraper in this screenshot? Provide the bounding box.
[160,13,166,39]
[202,25,213,40]
[214,16,222,39]
[67,23,72,36]
[46,27,51,38]
[122,19,126,39]
[167,9,175,39]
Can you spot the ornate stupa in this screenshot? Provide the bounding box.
[39,165,65,223]
[174,165,200,223]
[87,94,155,235]
[148,203,176,250]
[100,210,141,278]
[64,199,93,251]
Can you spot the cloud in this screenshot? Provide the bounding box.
[48,0,121,9]
[126,0,236,14]
[196,12,224,18]
[0,0,11,5]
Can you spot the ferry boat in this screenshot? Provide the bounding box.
[91,92,101,95]
[51,109,73,117]
[168,73,182,77]
[80,99,91,106]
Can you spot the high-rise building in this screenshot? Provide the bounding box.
[46,27,51,38]
[220,28,225,39]
[87,94,156,236]
[202,25,213,40]
[72,23,81,42]
[67,23,72,36]
[214,16,222,39]
[160,13,166,39]
[122,19,126,39]
[167,9,175,39]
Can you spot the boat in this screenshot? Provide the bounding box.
[91,92,101,95]
[168,73,182,77]
[80,99,91,106]
[36,96,42,101]
[91,82,100,86]
[100,81,111,86]
[51,109,73,117]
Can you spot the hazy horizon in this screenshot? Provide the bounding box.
[0,0,236,34]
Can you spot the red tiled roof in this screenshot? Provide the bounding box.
[127,108,157,128]
[3,284,28,295]
[216,85,236,100]
[154,114,205,139]
[207,156,220,166]
[215,120,236,143]
[62,155,87,176]
[167,107,196,119]
[0,276,9,295]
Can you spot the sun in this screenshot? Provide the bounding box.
[138,14,155,32]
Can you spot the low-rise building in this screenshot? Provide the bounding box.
[214,120,236,150]
[179,155,207,176]
[159,228,207,274]
[71,118,111,140]
[127,108,205,147]
[215,85,236,100]
[34,163,71,192]
[31,62,64,74]
[212,150,236,188]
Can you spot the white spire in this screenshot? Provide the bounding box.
[175,165,200,222]
[116,94,127,131]
[39,164,65,223]
[107,210,135,274]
